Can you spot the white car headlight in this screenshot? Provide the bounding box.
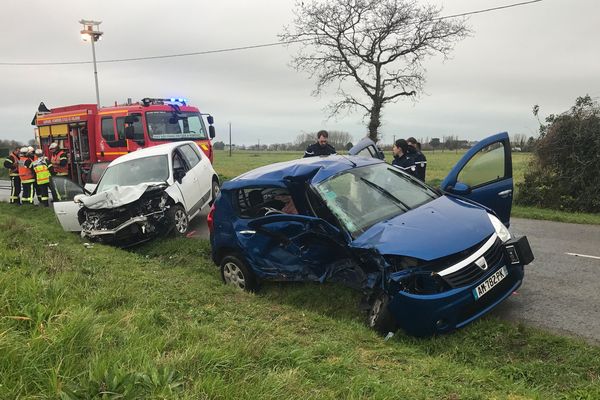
[488,213,511,243]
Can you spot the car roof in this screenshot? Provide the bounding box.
[223,155,384,190]
[108,141,194,166]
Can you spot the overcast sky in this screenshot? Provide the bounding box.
[0,0,597,145]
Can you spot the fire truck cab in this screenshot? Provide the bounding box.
[34,97,215,184]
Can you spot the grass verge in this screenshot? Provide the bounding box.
[512,205,600,225]
[0,203,599,399]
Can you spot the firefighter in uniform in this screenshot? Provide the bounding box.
[3,146,21,204]
[18,147,35,205]
[49,142,68,201]
[406,137,427,181]
[32,149,51,206]
[303,130,337,158]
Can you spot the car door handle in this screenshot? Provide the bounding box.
[498,189,513,198]
[238,230,256,235]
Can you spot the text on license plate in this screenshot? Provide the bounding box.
[473,266,508,300]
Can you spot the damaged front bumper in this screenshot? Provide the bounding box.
[385,236,533,336]
[81,210,167,246]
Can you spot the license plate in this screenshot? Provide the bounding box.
[473,266,508,300]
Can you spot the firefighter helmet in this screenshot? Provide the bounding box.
[19,146,28,154]
[49,142,58,150]
[35,149,43,156]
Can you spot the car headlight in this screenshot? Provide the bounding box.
[488,214,511,243]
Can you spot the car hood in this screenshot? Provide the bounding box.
[350,195,495,261]
[75,182,168,210]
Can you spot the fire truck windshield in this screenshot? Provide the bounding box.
[146,111,207,141]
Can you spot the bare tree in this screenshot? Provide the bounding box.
[281,0,469,141]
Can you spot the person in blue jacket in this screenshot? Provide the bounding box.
[303,130,337,157]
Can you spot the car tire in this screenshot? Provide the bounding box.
[220,255,258,292]
[169,204,189,236]
[209,178,220,206]
[367,291,396,335]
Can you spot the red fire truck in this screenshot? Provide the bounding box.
[33,97,215,184]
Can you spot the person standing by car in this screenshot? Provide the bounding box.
[392,139,417,177]
[304,130,337,158]
[406,137,427,181]
[18,146,35,205]
[32,149,51,206]
[49,142,68,201]
[3,146,22,205]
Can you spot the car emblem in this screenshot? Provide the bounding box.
[475,256,488,271]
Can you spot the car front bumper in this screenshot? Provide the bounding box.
[387,236,532,337]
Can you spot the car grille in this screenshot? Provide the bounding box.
[441,239,505,288]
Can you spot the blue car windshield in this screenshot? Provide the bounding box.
[97,155,169,193]
[314,163,438,237]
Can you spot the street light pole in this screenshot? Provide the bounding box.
[79,20,103,107]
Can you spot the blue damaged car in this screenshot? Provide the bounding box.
[208,132,534,336]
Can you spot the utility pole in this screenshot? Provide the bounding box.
[229,122,232,157]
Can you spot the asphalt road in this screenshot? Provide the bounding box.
[2,181,599,343]
[495,218,600,344]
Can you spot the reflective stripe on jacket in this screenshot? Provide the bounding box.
[18,156,35,182]
[33,161,51,185]
[51,150,69,175]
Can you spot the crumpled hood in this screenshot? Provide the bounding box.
[75,182,167,210]
[350,195,495,261]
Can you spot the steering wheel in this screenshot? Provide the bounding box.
[261,207,284,216]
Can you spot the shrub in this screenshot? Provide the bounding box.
[516,95,600,212]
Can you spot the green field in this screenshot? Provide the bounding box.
[213,149,532,185]
[214,150,600,225]
[1,203,599,399]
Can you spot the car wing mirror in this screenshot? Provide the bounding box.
[447,181,472,195]
[209,125,216,139]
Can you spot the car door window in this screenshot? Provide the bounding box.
[179,144,201,168]
[355,145,376,158]
[173,151,189,172]
[116,113,144,141]
[457,142,507,188]
[236,188,296,218]
[101,118,115,141]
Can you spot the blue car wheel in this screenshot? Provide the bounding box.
[220,255,258,292]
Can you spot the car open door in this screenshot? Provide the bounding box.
[348,137,385,160]
[52,177,86,231]
[440,132,513,226]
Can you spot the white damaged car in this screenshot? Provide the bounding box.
[53,141,219,247]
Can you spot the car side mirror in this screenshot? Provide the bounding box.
[209,125,216,139]
[124,125,135,140]
[207,115,214,125]
[447,181,472,195]
[174,168,186,183]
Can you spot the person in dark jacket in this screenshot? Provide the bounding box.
[406,137,427,181]
[391,139,417,177]
[3,146,21,204]
[303,130,336,157]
